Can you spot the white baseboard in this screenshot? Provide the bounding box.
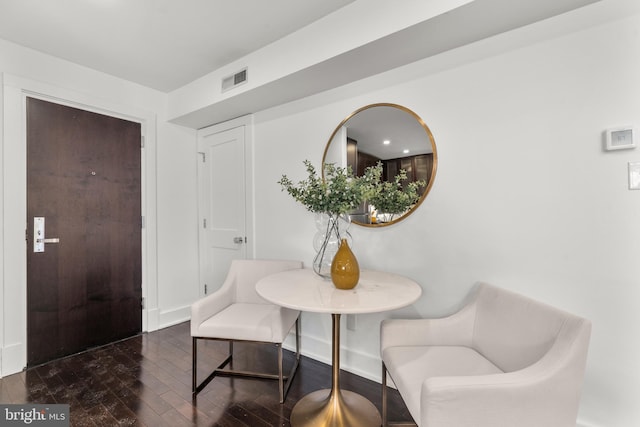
[157,305,190,330]
[0,342,25,377]
[146,307,160,332]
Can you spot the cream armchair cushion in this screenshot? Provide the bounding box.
[191,259,303,402]
[380,282,592,427]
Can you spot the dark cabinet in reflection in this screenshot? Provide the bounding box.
[377,154,434,185]
[348,137,434,185]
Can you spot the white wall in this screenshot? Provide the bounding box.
[251,7,640,427]
[0,39,199,374]
[155,121,199,327]
[1,2,638,425]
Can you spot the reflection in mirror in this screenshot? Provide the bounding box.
[323,103,437,227]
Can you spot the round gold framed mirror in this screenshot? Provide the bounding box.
[322,103,437,227]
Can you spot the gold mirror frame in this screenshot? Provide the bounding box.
[322,103,437,227]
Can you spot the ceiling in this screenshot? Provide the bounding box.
[343,105,433,160]
[0,0,609,128]
[0,0,356,92]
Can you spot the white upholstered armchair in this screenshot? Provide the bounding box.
[191,259,303,402]
[380,282,591,427]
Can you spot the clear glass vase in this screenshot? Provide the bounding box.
[312,213,351,278]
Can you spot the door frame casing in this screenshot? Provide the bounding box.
[196,114,255,297]
[0,73,158,377]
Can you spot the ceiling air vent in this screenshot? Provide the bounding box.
[221,68,248,93]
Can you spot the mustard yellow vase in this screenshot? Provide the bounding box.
[330,238,360,289]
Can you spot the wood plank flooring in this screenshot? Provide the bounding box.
[0,321,412,426]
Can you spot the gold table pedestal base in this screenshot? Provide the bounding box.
[290,388,382,427]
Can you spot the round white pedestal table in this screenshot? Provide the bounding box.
[256,268,421,427]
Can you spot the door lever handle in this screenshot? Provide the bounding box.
[233,236,245,244]
[36,238,60,244]
[33,217,60,252]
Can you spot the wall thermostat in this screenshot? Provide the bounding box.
[605,126,635,151]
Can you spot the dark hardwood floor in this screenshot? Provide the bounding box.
[0,321,412,426]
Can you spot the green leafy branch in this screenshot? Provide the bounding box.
[278,160,366,215]
[361,162,426,216]
[278,160,425,217]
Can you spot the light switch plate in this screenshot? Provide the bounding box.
[347,314,357,331]
[629,162,640,190]
[605,127,635,151]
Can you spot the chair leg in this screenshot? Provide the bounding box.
[295,316,301,360]
[278,344,284,403]
[192,337,197,394]
[279,317,301,403]
[382,362,388,427]
[193,337,233,396]
[382,361,417,426]
[193,318,301,401]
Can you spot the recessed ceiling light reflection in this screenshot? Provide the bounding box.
[383,140,391,145]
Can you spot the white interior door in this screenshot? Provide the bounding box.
[197,125,247,295]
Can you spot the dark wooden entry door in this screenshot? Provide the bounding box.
[26,97,142,366]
